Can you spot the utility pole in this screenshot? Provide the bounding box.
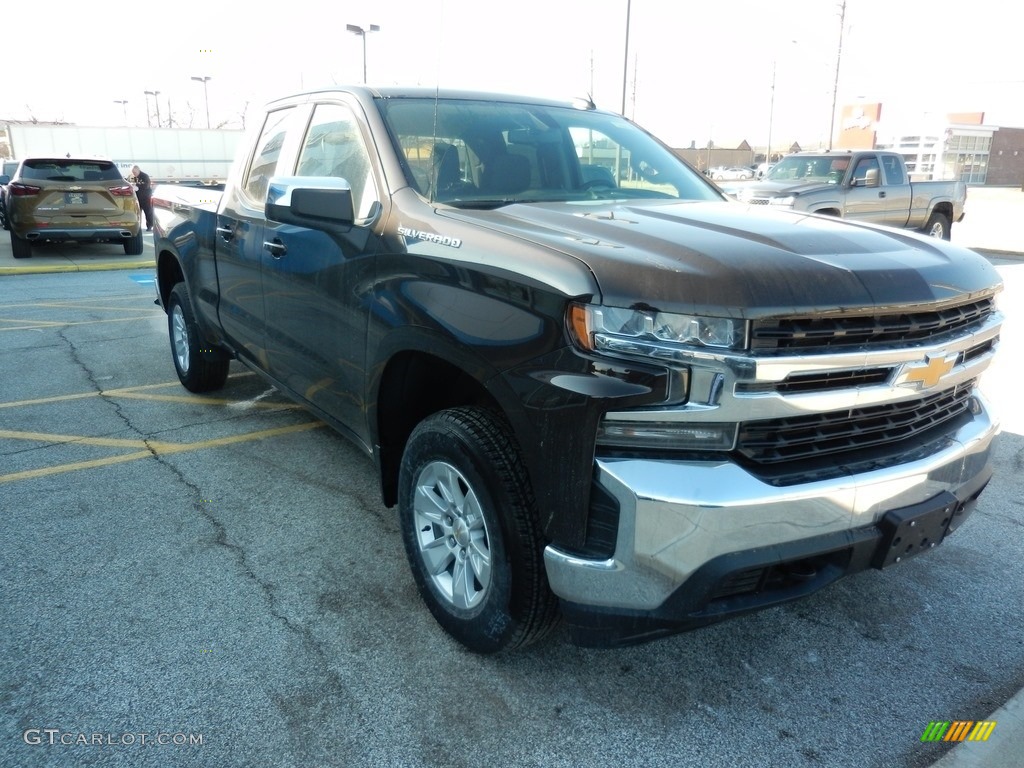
[620,0,631,116]
[191,76,212,129]
[145,90,161,127]
[114,100,128,125]
[828,1,847,150]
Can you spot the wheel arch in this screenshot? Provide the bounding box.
[931,201,954,221]
[374,348,502,509]
[156,248,186,311]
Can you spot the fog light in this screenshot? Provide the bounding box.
[597,420,736,450]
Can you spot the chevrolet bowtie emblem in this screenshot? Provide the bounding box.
[902,353,956,389]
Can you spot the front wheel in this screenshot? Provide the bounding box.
[167,283,229,392]
[399,407,559,653]
[921,211,951,240]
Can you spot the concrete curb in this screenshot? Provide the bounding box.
[0,258,152,276]
[930,687,1024,767]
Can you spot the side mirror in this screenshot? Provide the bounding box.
[265,176,355,231]
[855,167,880,188]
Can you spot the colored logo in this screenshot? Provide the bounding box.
[900,353,956,389]
[920,721,997,742]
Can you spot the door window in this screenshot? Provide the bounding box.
[242,107,297,205]
[296,103,378,220]
[880,155,905,185]
[851,157,880,185]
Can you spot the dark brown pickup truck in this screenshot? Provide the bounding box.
[153,87,1003,652]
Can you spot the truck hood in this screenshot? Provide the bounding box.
[738,180,835,199]
[443,199,999,316]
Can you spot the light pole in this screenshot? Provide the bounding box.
[346,23,380,83]
[191,76,211,129]
[145,90,161,127]
[114,100,128,125]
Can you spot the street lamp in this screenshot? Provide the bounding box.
[144,90,161,128]
[191,76,211,129]
[114,100,128,125]
[346,23,380,83]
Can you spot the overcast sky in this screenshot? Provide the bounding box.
[3,0,1022,149]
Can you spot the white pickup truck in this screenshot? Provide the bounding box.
[735,150,966,239]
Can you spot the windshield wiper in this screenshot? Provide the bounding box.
[446,198,540,209]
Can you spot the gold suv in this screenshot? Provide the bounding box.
[7,157,142,259]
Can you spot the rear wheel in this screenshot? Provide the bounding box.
[921,211,951,240]
[399,407,559,653]
[10,231,31,259]
[167,283,229,392]
[124,230,144,255]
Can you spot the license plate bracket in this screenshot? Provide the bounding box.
[872,491,959,569]
[65,192,87,205]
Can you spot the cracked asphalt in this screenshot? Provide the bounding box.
[1,259,1023,768]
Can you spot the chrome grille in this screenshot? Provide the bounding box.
[736,382,975,465]
[751,297,996,351]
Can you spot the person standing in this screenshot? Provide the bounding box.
[131,164,154,231]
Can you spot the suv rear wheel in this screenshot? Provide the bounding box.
[124,230,144,256]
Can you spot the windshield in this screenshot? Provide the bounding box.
[764,155,850,184]
[376,96,721,207]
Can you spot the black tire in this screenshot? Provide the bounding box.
[124,230,144,255]
[167,282,229,392]
[398,407,559,653]
[921,211,951,240]
[10,231,31,259]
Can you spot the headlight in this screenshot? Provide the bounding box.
[569,303,746,360]
[768,195,796,206]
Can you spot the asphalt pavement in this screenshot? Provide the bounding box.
[1,185,1022,766]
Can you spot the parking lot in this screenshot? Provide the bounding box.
[1,216,1023,767]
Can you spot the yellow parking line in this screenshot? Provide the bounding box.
[0,422,324,484]
[0,450,164,484]
[0,318,67,327]
[0,296,146,308]
[0,376,256,410]
[0,315,160,332]
[114,392,302,408]
[28,302,156,310]
[0,429,180,450]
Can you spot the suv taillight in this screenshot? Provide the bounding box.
[109,185,135,197]
[9,182,41,196]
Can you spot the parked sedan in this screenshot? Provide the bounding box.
[709,166,754,180]
[6,157,142,259]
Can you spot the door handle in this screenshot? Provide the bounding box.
[879,191,886,198]
[263,239,287,257]
[216,226,234,241]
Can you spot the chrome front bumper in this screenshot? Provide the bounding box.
[544,392,999,613]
